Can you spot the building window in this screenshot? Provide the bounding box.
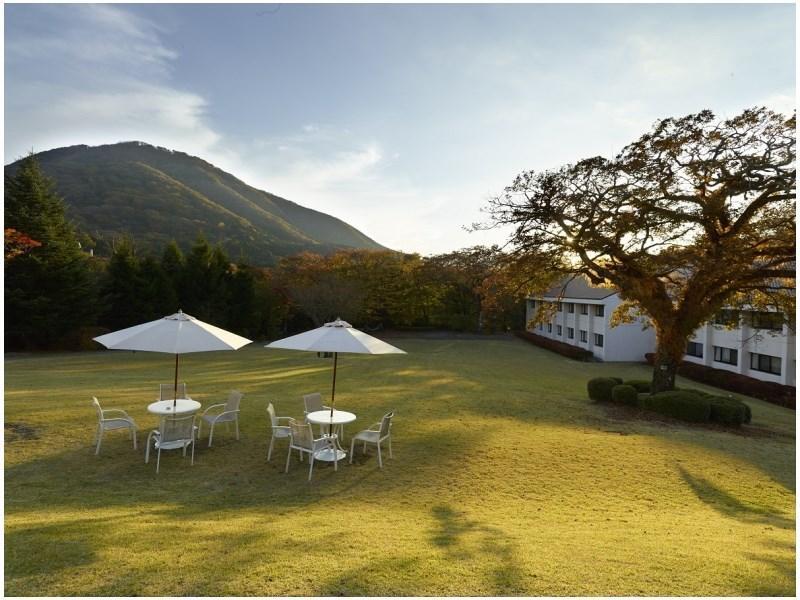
[579,330,588,342]
[594,305,605,317]
[579,304,588,315]
[749,311,784,331]
[567,303,575,313]
[713,346,738,365]
[547,323,552,333]
[556,325,562,336]
[750,353,781,375]
[567,327,574,339]
[557,302,563,312]
[686,342,703,358]
[538,324,543,331]
[594,333,604,347]
[714,309,740,327]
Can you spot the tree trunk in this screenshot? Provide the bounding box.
[651,323,689,394]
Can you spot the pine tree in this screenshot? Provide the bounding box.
[4,154,98,349]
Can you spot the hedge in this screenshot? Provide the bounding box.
[625,379,651,393]
[644,353,795,409]
[639,391,712,423]
[611,384,639,406]
[587,377,618,402]
[515,331,594,361]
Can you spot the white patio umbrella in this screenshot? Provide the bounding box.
[265,318,405,431]
[93,310,252,407]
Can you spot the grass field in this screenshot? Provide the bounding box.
[4,335,796,596]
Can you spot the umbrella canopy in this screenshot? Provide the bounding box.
[94,310,252,404]
[265,319,405,432]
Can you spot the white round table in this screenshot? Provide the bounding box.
[306,409,356,462]
[147,399,201,416]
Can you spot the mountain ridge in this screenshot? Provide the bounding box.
[4,141,386,265]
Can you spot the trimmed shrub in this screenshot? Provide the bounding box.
[587,377,619,402]
[639,391,712,423]
[611,384,639,406]
[515,331,594,361]
[644,353,795,409]
[706,396,748,426]
[624,379,651,393]
[610,377,624,385]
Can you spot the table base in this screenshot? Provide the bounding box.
[313,448,347,462]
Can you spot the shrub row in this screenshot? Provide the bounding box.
[587,377,752,426]
[515,331,594,361]
[644,353,795,409]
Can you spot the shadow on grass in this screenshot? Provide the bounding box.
[677,466,794,529]
[429,505,527,595]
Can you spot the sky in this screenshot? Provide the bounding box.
[4,2,796,255]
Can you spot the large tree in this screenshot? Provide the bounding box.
[5,154,99,349]
[483,108,795,392]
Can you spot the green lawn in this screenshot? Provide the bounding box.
[4,336,796,596]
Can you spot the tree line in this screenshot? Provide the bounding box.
[4,155,524,350]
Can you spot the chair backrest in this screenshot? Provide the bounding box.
[289,421,314,451]
[226,390,243,412]
[266,402,277,427]
[379,412,394,437]
[160,383,187,400]
[160,414,195,443]
[92,397,103,422]
[303,392,324,413]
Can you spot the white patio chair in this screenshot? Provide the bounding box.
[159,382,190,400]
[267,402,294,461]
[198,390,243,447]
[145,413,196,473]
[92,396,138,455]
[285,421,333,481]
[303,392,343,439]
[350,411,394,468]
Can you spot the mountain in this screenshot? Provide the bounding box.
[4,142,385,265]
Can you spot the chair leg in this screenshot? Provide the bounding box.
[208,422,215,448]
[285,446,292,473]
[377,441,383,469]
[190,440,195,466]
[145,440,150,464]
[235,418,240,440]
[267,436,275,461]
[349,437,356,464]
[95,428,103,455]
[156,448,162,474]
[388,436,393,458]
[308,453,315,481]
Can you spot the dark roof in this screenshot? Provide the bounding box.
[540,276,617,300]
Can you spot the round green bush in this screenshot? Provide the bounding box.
[587,377,619,402]
[706,395,750,426]
[611,384,638,406]
[639,391,712,423]
[624,379,651,393]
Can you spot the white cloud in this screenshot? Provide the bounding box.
[4,5,226,164]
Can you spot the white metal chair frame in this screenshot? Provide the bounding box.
[350,411,394,468]
[198,390,243,447]
[267,402,294,461]
[145,413,196,473]
[92,396,138,455]
[285,421,334,481]
[303,392,343,439]
[159,382,191,400]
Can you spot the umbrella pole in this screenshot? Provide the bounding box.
[330,352,338,436]
[173,354,179,408]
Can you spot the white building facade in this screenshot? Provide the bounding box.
[527,277,796,386]
[683,311,796,386]
[526,278,656,362]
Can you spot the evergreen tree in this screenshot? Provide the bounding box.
[4,154,98,349]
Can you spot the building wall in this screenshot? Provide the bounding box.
[527,296,795,385]
[525,295,655,362]
[684,319,796,386]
